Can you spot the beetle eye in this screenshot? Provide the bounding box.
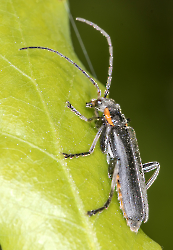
[96,99,102,106]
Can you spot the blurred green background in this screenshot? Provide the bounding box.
[69,0,173,249]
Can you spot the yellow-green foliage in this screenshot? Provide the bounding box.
[0,0,161,249]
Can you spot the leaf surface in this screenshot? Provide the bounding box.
[0,0,161,249]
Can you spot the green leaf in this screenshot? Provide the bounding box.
[0,0,161,249]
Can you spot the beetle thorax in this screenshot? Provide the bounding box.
[92,97,127,126]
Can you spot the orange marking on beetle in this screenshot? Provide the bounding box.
[116,174,121,190]
[104,107,114,126]
[123,211,127,218]
[118,191,122,200]
[116,173,128,219]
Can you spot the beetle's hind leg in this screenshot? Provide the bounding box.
[142,161,160,190]
[87,159,120,216]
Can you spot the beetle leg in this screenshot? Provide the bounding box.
[66,101,102,122]
[142,162,160,190]
[108,157,116,179]
[87,159,120,216]
[63,124,104,159]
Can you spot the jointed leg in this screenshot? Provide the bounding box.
[108,157,116,179]
[63,124,104,159]
[87,159,120,216]
[66,101,102,122]
[142,161,160,190]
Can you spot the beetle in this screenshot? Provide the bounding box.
[20,17,160,232]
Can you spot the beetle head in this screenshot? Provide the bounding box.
[86,97,120,113]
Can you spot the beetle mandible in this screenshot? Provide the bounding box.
[20,17,160,232]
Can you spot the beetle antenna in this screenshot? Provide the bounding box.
[76,18,113,98]
[19,46,101,97]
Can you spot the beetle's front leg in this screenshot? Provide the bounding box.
[63,101,104,159]
[66,101,101,122]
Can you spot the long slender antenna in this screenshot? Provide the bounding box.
[76,18,113,98]
[19,46,101,97]
[64,3,97,78]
